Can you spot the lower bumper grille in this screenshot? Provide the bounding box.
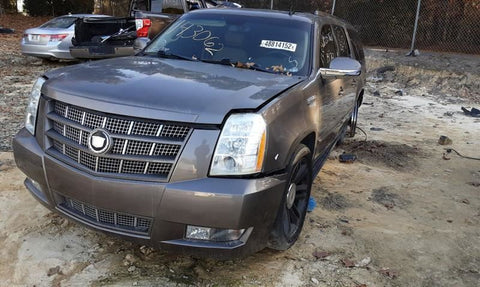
[58,196,153,236]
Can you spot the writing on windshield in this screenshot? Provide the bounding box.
[169,20,224,56]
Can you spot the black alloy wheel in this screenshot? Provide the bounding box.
[269,144,312,250]
[348,98,359,137]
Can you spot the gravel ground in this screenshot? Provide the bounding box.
[0,14,67,150]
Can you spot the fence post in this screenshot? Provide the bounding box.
[331,0,336,15]
[270,0,273,9]
[408,0,422,56]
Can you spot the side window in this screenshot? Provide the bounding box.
[320,25,337,68]
[133,0,148,10]
[347,28,364,62]
[161,0,184,14]
[187,0,203,10]
[332,25,350,57]
[151,0,163,12]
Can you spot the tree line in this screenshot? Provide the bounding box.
[3,0,477,53]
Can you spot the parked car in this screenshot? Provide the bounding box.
[70,0,227,59]
[14,8,365,258]
[21,14,108,60]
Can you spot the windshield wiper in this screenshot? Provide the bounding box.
[199,58,234,66]
[199,58,277,74]
[154,50,197,61]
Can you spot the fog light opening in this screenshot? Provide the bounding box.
[185,225,245,242]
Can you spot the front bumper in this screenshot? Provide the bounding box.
[13,128,287,257]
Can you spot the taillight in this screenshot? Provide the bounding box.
[48,34,68,42]
[135,18,151,38]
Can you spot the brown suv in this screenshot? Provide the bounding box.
[14,8,365,258]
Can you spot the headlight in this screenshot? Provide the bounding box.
[210,113,266,176]
[25,77,45,135]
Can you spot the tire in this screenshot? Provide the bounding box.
[336,125,347,146]
[348,98,360,138]
[269,144,312,251]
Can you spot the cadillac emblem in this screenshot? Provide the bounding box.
[87,128,112,154]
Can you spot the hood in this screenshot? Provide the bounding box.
[43,57,305,124]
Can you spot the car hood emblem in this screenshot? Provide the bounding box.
[88,129,112,154]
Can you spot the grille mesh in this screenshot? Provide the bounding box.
[60,196,152,235]
[125,140,152,156]
[121,160,146,174]
[46,101,191,180]
[132,122,160,136]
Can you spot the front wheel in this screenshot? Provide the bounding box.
[269,144,312,251]
[348,98,360,137]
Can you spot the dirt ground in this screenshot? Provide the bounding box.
[1,14,479,287]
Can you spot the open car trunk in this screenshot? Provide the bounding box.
[70,17,137,59]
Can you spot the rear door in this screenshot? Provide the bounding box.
[313,24,343,158]
[331,24,357,124]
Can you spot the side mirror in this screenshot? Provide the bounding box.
[133,37,150,52]
[319,57,362,78]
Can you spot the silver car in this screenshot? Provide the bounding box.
[21,14,107,60]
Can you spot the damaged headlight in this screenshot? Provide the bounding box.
[210,113,266,176]
[25,77,45,135]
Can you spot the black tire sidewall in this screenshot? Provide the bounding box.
[349,99,359,138]
[269,144,312,250]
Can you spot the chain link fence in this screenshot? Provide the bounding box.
[236,0,480,54]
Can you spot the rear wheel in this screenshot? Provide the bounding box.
[269,144,312,250]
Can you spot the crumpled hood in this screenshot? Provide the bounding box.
[43,56,305,124]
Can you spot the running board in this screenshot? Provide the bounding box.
[312,124,348,178]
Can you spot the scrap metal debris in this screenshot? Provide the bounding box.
[339,153,357,163]
[461,107,480,117]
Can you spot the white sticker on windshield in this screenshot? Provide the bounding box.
[260,40,297,52]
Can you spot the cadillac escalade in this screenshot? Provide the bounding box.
[14,8,365,257]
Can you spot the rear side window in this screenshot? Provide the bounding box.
[332,25,350,57]
[40,17,77,28]
[159,0,184,14]
[347,28,364,62]
[134,0,184,13]
[133,0,148,10]
[320,25,337,68]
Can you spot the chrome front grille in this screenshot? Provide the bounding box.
[58,196,152,236]
[46,100,191,181]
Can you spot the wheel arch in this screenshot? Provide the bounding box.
[300,132,316,156]
[282,131,316,170]
[357,89,364,106]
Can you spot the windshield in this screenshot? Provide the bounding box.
[40,16,77,29]
[144,12,312,75]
